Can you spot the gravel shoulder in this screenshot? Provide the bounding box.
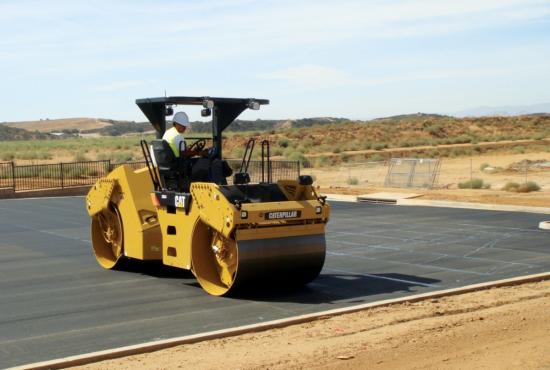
[73,280,550,370]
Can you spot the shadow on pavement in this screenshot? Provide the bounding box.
[229,272,441,303]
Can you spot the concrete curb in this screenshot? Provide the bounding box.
[398,198,550,214]
[0,186,89,200]
[324,193,358,202]
[323,193,550,214]
[11,271,550,370]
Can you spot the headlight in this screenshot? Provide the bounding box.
[240,211,248,219]
[315,206,322,214]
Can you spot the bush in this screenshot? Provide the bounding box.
[73,152,89,162]
[1,152,15,161]
[458,178,486,189]
[369,153,384,162]
[518,181,541,192]
[347,177,359,185]
[502,182,520,192]
[425,124,444,136]
[314,156,331,167]
[277,138,289,148]
[479,163,490,171]
[512,145,525,154]
[503,181,540,193]
[284,150,310,167]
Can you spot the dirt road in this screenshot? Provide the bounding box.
[73,280,550,370]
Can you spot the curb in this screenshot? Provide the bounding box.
[397,198,550,214]
[11,271,550,370]
[323,194,358,202]
[323,193,550,214]
[0,186,89,200]
[539,221,550,230]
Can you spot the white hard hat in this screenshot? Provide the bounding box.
[173,111,190,127]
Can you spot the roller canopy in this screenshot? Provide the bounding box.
[136,96,269,160]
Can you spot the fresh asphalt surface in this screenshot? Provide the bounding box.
[1,197,549,368]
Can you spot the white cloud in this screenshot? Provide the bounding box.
[259,65,352,89]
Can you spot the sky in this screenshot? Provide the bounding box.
[1,0,550,122]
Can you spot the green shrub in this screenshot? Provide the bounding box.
[502,182,520,192]
[479,163,490,171]
[373,143,387,151]
[512,145,525,154]
[73,152,89,162]
[458,178,486,189]
[426,124,443,136]
[284,150,310,167]
[369,153,384,162]
[277,138,289,148]
[1,152,15,161]
[503,181,541,193]
[314,156,330,167]
[362,141,372,150]
[347,177,359,185]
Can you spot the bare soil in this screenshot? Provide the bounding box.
[73,280,550,370]
[312,151,550,208]
[5,117,111,132]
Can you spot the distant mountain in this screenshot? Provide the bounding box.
[370,113,450,122]
[452,102,550,117]
[0,118,151,137]
[0,125,51,141]
[189,117,351,133]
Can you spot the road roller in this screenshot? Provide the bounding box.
[85,96,330,296]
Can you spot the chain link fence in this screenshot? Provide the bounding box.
[440,158,550,190]
[384,158,441,189]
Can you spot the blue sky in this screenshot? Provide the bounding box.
[1,0,549,122]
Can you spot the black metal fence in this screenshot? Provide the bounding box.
[0,159,301,192]
[226,159,300,184]
[0,162,14,190]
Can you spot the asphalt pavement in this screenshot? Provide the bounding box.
[0,196,548,368]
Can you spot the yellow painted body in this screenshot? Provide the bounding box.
[86,164,330,295]
[86,165,162,267]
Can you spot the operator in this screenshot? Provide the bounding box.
[163,111,198,158]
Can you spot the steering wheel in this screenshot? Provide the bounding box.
[188,138,206,152]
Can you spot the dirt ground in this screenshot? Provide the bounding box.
[311,151,550,208]
[73,280,550,370]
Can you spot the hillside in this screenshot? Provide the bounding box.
[0,118,151,139]
[0,125,51,141]
[3,118,112,133]
[222,114,550,164]
[0,116,350,139]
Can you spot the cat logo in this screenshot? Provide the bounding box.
[174,195,186,208]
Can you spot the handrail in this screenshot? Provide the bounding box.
[261,140,271,183]
[240,139,255,174]
[140,140,161,191]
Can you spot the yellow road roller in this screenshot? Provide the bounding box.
[85,96,330,296]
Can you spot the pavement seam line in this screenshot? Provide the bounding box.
[9,271,550,370]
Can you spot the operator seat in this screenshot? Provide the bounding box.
[150,140,189,191]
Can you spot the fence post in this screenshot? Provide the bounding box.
[11,161,16,191]
[60,163,64,189]
[297,161,301,177]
